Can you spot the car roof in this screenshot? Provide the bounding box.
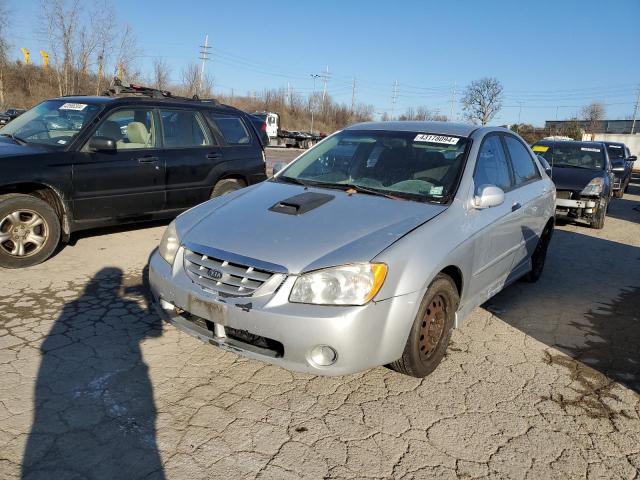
[50,95,241,113]
[344,121,479,137]
[535,139,606,148]
[603,141,625,147]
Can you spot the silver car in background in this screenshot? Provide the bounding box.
[149,122,556,377]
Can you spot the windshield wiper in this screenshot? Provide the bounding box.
[275,176,313,187]
[0,133,28,145]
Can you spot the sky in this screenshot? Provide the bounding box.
[7,0,640,126]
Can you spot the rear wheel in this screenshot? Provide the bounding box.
[523,222,553,283]
[210,178,246,198]
[613,189,624,199]
[0,194,61,269]
[390,274,458,378]
[590,198,607,230]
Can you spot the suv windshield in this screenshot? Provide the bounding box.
[606,144,625,159]
[0,100,101,147]
[277,130,469,202]
[533,143,605,170]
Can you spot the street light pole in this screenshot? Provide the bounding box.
[310,74,320,135]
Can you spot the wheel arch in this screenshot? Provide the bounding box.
[0,183,70,236]
[440,265,463,299]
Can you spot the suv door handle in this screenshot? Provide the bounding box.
[206,153,221,160]
[512,202,522,212]
[137,156,159,164]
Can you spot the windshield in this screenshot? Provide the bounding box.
[277,130,469,202]
[532,143,605,170]
[606,144,625,159]
[0,100,101,147]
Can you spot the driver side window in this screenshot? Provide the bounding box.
[90,108,159,150]
[473,135,513,195]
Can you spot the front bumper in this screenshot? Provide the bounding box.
[149,249,420,376]
[556,198,597,209]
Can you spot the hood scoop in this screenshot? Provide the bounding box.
[269,191,335,216]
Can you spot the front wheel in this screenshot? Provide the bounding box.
[210,178,247,198]
[590,198,607,230]
[0,194,61,269]
[389,274,458,378]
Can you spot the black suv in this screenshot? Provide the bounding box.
[0,83,267,268]
[0,108,25,126]
[603,141,636,198]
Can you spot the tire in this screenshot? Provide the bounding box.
[523,222,553,283]
[590,198,607,230]
[210,178,246,198]
[613,189,623,199]
[0,193,61,269]
[390,274,458,378]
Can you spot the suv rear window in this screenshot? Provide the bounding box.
[160,110,213,147]
[210,114,251,145]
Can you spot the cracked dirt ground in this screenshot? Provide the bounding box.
[1,176,639,479]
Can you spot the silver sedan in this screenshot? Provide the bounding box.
[149,122,556,377]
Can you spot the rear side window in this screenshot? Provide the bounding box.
[504,136,541,185]
[210,114,252,145]
[160,110,213,147]
[474,134,512,194]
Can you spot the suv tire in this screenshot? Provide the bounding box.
[390,274,458,378]
[210,178,247,198]
[0,194,61,269]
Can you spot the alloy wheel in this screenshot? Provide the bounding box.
[0,209,49,258]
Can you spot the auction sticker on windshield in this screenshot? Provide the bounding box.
[414,134,460,145]
[532,145,549,152]
[59,103,87,111]
[581,147,601,152]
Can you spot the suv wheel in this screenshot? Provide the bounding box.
[613,189,624,199]
[390,274,458,378]
[0,194,61,268]
[210,178,247,198]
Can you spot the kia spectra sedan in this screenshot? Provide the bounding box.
[149,121,556,377]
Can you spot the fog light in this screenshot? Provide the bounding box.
[309,345,337,367]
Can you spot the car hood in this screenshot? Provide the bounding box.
[0,137,51,157]
[550,166,605,192]
[181,181,447,273]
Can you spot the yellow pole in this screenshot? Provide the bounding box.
[20,48,30,65]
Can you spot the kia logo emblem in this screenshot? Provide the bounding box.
[207,269,223,280]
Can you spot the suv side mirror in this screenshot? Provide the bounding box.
[89,136,116,152]
[473,185,505,209]
[628,155,637,162]
[272,161,287,176]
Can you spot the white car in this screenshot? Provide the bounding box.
[150,122,556,377]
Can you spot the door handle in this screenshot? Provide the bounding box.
[206,153,222,160]
[137,156,159,164]
[512,202,522,212]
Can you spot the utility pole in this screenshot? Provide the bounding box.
[310,74,321,135]
[391,80,398,120]
[287,81,291,107]
[321,65,329,105]
[517,100,524,129]
[198,33,211,96]
[631,87,640,134]
[351,77,356,114]
[450,82,456,120]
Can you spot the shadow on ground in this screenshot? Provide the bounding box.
[487,228,640,393]
[21,267,165,480]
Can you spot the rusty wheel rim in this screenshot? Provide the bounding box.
[419,294,447,360]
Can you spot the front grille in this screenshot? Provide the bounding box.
[184,248,274,297]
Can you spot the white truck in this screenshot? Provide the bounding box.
[252,111,323,149]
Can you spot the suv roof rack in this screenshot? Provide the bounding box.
[102,78,219,105]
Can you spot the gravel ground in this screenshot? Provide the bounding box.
[0,165,638,479]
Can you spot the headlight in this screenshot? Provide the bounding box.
[158,220,180,265]
[581,177,604,196]
[289,263,387,306]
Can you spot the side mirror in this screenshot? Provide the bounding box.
[537,154,552,176]
[272,161,287,176]
[611,159,626,172]
[88,136,116,152]
[473,185,505,209]
[628,155,637,162]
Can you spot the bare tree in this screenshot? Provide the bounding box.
[581,102,605,135]
[151,58,171,91]
[461,77,503,125]
[0,0,10,109]
[180,63,201,97]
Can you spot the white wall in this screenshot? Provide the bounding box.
[582,133,640,170]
